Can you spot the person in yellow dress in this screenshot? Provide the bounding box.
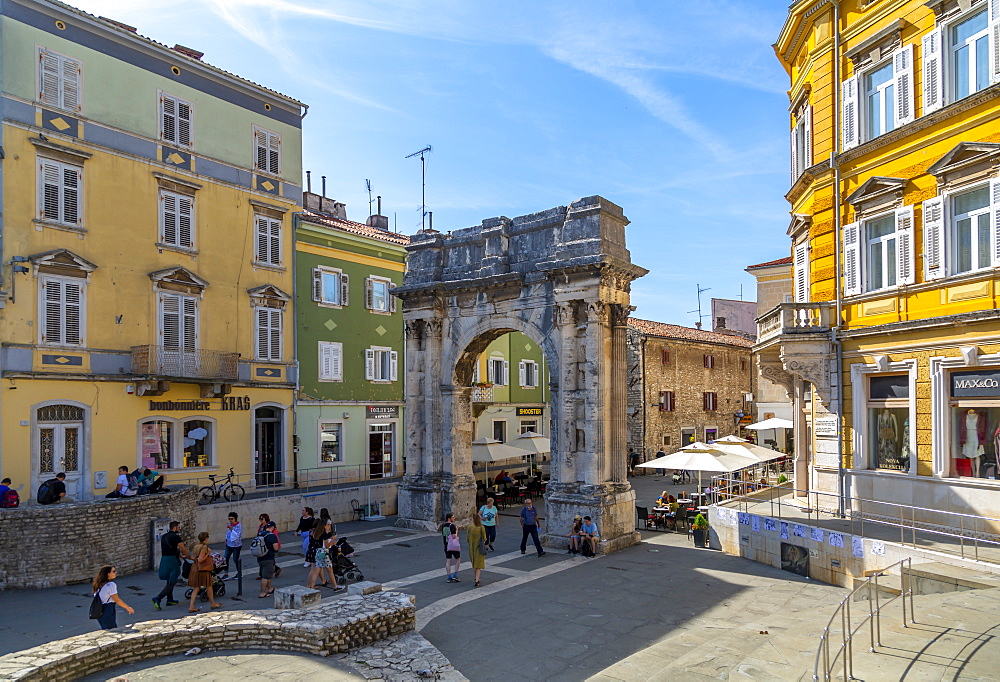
[466,511,487,587]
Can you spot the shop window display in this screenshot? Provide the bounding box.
[183,420,211,467]
[141,420,173,469]
[867,375,909,471]
[952,407,1000,479]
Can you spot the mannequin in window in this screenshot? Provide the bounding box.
[877,409,898,468]
[899,417,910,472]
[958,408,987,476]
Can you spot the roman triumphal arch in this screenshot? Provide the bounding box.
[393,196,647,553]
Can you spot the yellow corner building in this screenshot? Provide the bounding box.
[0,1,305,500]
[760,0,1000,519]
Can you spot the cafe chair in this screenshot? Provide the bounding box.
[674,508,689,534]
[351,498,366,522]
[635,505,656,530]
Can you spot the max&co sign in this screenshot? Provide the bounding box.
[950,370,1000,398]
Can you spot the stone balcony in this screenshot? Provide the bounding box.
[756,302,833,345]
[755,302,835,406]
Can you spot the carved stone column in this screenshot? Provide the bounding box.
[609,303,630,484]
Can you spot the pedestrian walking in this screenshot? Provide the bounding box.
[92,565,133,629]
[466,511,486,587]
[478,498,499,551]
[188,531,222,612]
[257,521,280,598]
[519,498,545,557]
[297,507,315,566]
[628,449,640,476]
[441,512,461,583]
[152,520,189,610]
[655,448,666,476]
[222,512,242,580]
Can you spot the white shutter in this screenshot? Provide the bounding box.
[990,0,1000,85]
[61,165,80,225]
[39,50,60,105]
[794,242,810,302]
[992,178,1000,265]
[365,348,375,380]
[790,117,799,183]
[177,100,192,146]
[895,206,916,285]
[340,273,350,306]
[43,279,64,344]
[40,160,61,220]
[254,127,268,171]
[312,269,323,302]
[390,281,398,313]
[61,55,80,112]
[331,343,342,381]
[181,297,198,352]
[390,351,398,381]
[177,197,194,247]
[160,294,181,349]
[268,309,282,361]
[922,196,946,280]
[365,277,374,309]
[63,281,82,345]
[502,361,510,386]
[161,94,177,143]
[162,192,177,244]
[893,43,914,126]
[486,359,495,383]
[256,307,269,360]
[843,222,862,296]
[255,215,268,262]
[268,218,281,265]
[922,28,944,113]
[518,361,526,387]
[801,104,812,170]
[842,75,860,150]
[319,342,334,379]
[268,131,281,174]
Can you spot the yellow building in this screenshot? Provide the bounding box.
[0,1,305,500]
[761,0,1000,518]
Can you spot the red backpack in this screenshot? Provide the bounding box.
[1,489,20,508]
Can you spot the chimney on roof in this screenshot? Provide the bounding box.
[303,191,347,219]
[695,322,702,330]
[366,195,389,230]
[172,44,204,60]
[100,17,137,32]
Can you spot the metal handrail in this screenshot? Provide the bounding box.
[165,464,402,499]
[814,557,914,680]
[710,476,1000,562]
[130,344,240,380]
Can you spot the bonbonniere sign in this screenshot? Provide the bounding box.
[148,396,251,411]
[367,405,399,419]
[951,370,1000,397]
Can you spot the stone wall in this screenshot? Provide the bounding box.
[0,592,416,681]
[0,487,197,590]
[626,327,645,456]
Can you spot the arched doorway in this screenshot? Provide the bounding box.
[394,196,647,553]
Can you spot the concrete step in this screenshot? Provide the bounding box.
[852,573,902,601]
[904,561,1000,595]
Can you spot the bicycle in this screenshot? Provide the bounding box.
[197,468,245,505]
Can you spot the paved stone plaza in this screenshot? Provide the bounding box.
[2,472,999,680]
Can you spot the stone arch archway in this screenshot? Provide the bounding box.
[394,197,647,553]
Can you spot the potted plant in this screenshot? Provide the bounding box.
[691,512,709,547]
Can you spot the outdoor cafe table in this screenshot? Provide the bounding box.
[652,506,675,530]
[676,498,693,505]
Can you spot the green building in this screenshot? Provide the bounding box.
[294,193,407,483]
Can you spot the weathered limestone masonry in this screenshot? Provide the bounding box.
[0,487,197,590]
[393,196,647,553]
[0,592,416,681]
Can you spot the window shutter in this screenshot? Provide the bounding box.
[661,349,670,364]
[519,361,526,387]
[268,130,280,174]
[61,165,80,225]
[319,342,334,379]
[802,104,812,170]
[269,309,282,361]
[40,160,61,220]
[922,28,944,113]
[667,391,675,412]
[162,95,176,143]
[842,75,859,150]
[895,206,915,285]
[790,116,799,183]
[794,242,810,302]
[390,281,398,312]
[390,351,398,381]
[487,360,495,383]
[703,392,709,411]
[39,50,60,105]
[922,196,946,280]
[177,195,193,247]
[331,343,343,380]
[365,277,374,309]
[990,0,1000,85]
[503,361,510,386]
[893,43,914,126]
[162,192,177,244]
[312,268,323,302]
[268,218,281,265]
[255,216,268,262]
[61,56,80,112]
[255,128,268,171]
[992,178,1000,265]
[160,294,180,349]
[43,280,63,344]
[365,348,375,380]
[63,281,82,345]
[843,221,862,296]
[182,297,198,352]
[340,273,350,306]
[177,100,192,146]
[256,307,269,360]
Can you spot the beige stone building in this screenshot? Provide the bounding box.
[746,257,795,443]
[627,318,753,459]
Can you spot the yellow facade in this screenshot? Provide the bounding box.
[766,0,1000,516]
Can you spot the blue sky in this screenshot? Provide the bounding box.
[75,0,793,326]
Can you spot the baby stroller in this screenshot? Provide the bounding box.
[332,546,364,585]
[183,552,227,602]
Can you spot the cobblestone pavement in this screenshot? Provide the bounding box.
[81,650,361,681]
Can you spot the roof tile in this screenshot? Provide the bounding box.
[300,210,411,246]
[628,317,753,347]
[746,256,793,270]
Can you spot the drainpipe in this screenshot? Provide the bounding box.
[291,211,303,489]
[830,0,846,518]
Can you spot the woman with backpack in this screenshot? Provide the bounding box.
[92,565,133,629]
[188,531,222,612]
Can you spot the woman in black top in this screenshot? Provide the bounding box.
[297,507,315,565]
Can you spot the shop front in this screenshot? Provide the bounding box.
[367,405,398,479]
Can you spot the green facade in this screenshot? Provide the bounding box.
[474,332,550,441]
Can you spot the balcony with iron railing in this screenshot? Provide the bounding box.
[131,345,239,381]
[471,385,494,403]
[756,301,834,345]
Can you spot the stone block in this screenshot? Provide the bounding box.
[274,585,322,609]
[348,581,383,596]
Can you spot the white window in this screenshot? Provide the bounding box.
[493,420,507,443]
[842,44,913,149]
[365,346,398,382]
[951,9,990,101]
[312,267,348,306]
[793,242,810,302]
[159,293,198,352]
[790,103,811,182]
[487,357,509,386]
[953,185,993,274]
[40,277,83,346]
[519,360,539,388]
[866,215,898,290]
[38,48,81,112]
[318,341,343,381]
[365,277,395,312]
[923,180,1000,281]
[925,6,1000,113]
[159,92,193,147]
[844,208,915,296]
[253,125,281,175]
[520,420,538,434]
[319,422,343,463]
[159,190,194,248]
[254,214,282,266]
[39,158,82,226]
[255,307,282,361]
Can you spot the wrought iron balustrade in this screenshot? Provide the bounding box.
[131,345,239,381]
[471,385,494,403]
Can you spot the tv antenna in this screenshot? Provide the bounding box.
[405,145,432,231]
[687,284,711,328]
[365,179,375,215]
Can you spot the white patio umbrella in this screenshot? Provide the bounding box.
[745,417,793,430]
[637,442,758,492]
[472,438,528,484]
[511,431,551,471]
[711,435,786,462]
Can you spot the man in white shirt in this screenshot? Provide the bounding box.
[106,465,137,498]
